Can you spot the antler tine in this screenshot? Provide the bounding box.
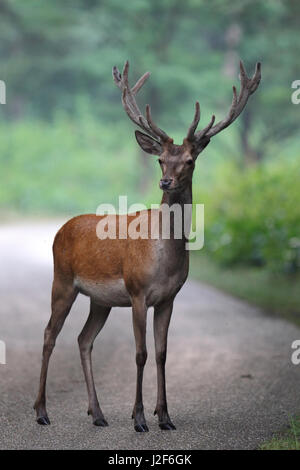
[131,71,151,95]
[186,102,200,140]
[146,105,173,143]
[192,61,261,141]
[195,114,216,141]
[121,87,157,139]
[122,60,130,88]
[114,63,139,119]
[113,61,154,136]
[121,61,142,117]
[113,60,172,143]
[112,65,122,89]
[250,61,261,94]
[201,86,237,137]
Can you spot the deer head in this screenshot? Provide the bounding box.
[113,60,261,192]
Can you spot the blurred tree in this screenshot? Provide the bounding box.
[199,0,300,164]
[0,0,299,165]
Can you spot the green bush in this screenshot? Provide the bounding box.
[194,159,300,273]
[0,113,143,215]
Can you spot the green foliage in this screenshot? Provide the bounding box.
[0,111,142,215]
[194,157,300,273]
[260,415,300,450]
[0,0,299,163]
[190,253,300,326]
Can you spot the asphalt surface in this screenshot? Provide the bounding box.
[0,221,300,450]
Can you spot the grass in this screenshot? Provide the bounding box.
[260,416,300,450]
[190,251,300,328]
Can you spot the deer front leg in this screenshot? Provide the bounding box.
[153,299,176,430]
[131,295,148,432]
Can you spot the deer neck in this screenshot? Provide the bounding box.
[160,181,193,247]
[160,182,192,207]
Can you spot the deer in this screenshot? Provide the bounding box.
[34,60,261,432]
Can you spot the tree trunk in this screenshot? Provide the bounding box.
[240,109,261,165]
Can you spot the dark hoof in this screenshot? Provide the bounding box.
[134,423,149,432]
[159,422,176,430]
[37,415,50,425]
[93,417,108,427]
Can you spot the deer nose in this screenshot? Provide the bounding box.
[160,178,173,189]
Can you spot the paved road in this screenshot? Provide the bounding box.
[0,221,300,450]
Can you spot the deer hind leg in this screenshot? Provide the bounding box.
[78,301,111,427]
[131,295,148,432]
[153,299,176,430]
[34,276,78,425]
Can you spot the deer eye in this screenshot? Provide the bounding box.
[158,158,163,164]
[186,159,193,165]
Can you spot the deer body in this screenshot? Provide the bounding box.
[53,207,189,309]
[34,60,261,431]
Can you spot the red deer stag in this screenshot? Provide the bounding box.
[34,60,261,431]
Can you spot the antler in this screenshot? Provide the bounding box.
[113,61,173,143]
[187,60,261,143]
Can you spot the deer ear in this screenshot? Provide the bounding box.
[135,131,163,155]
